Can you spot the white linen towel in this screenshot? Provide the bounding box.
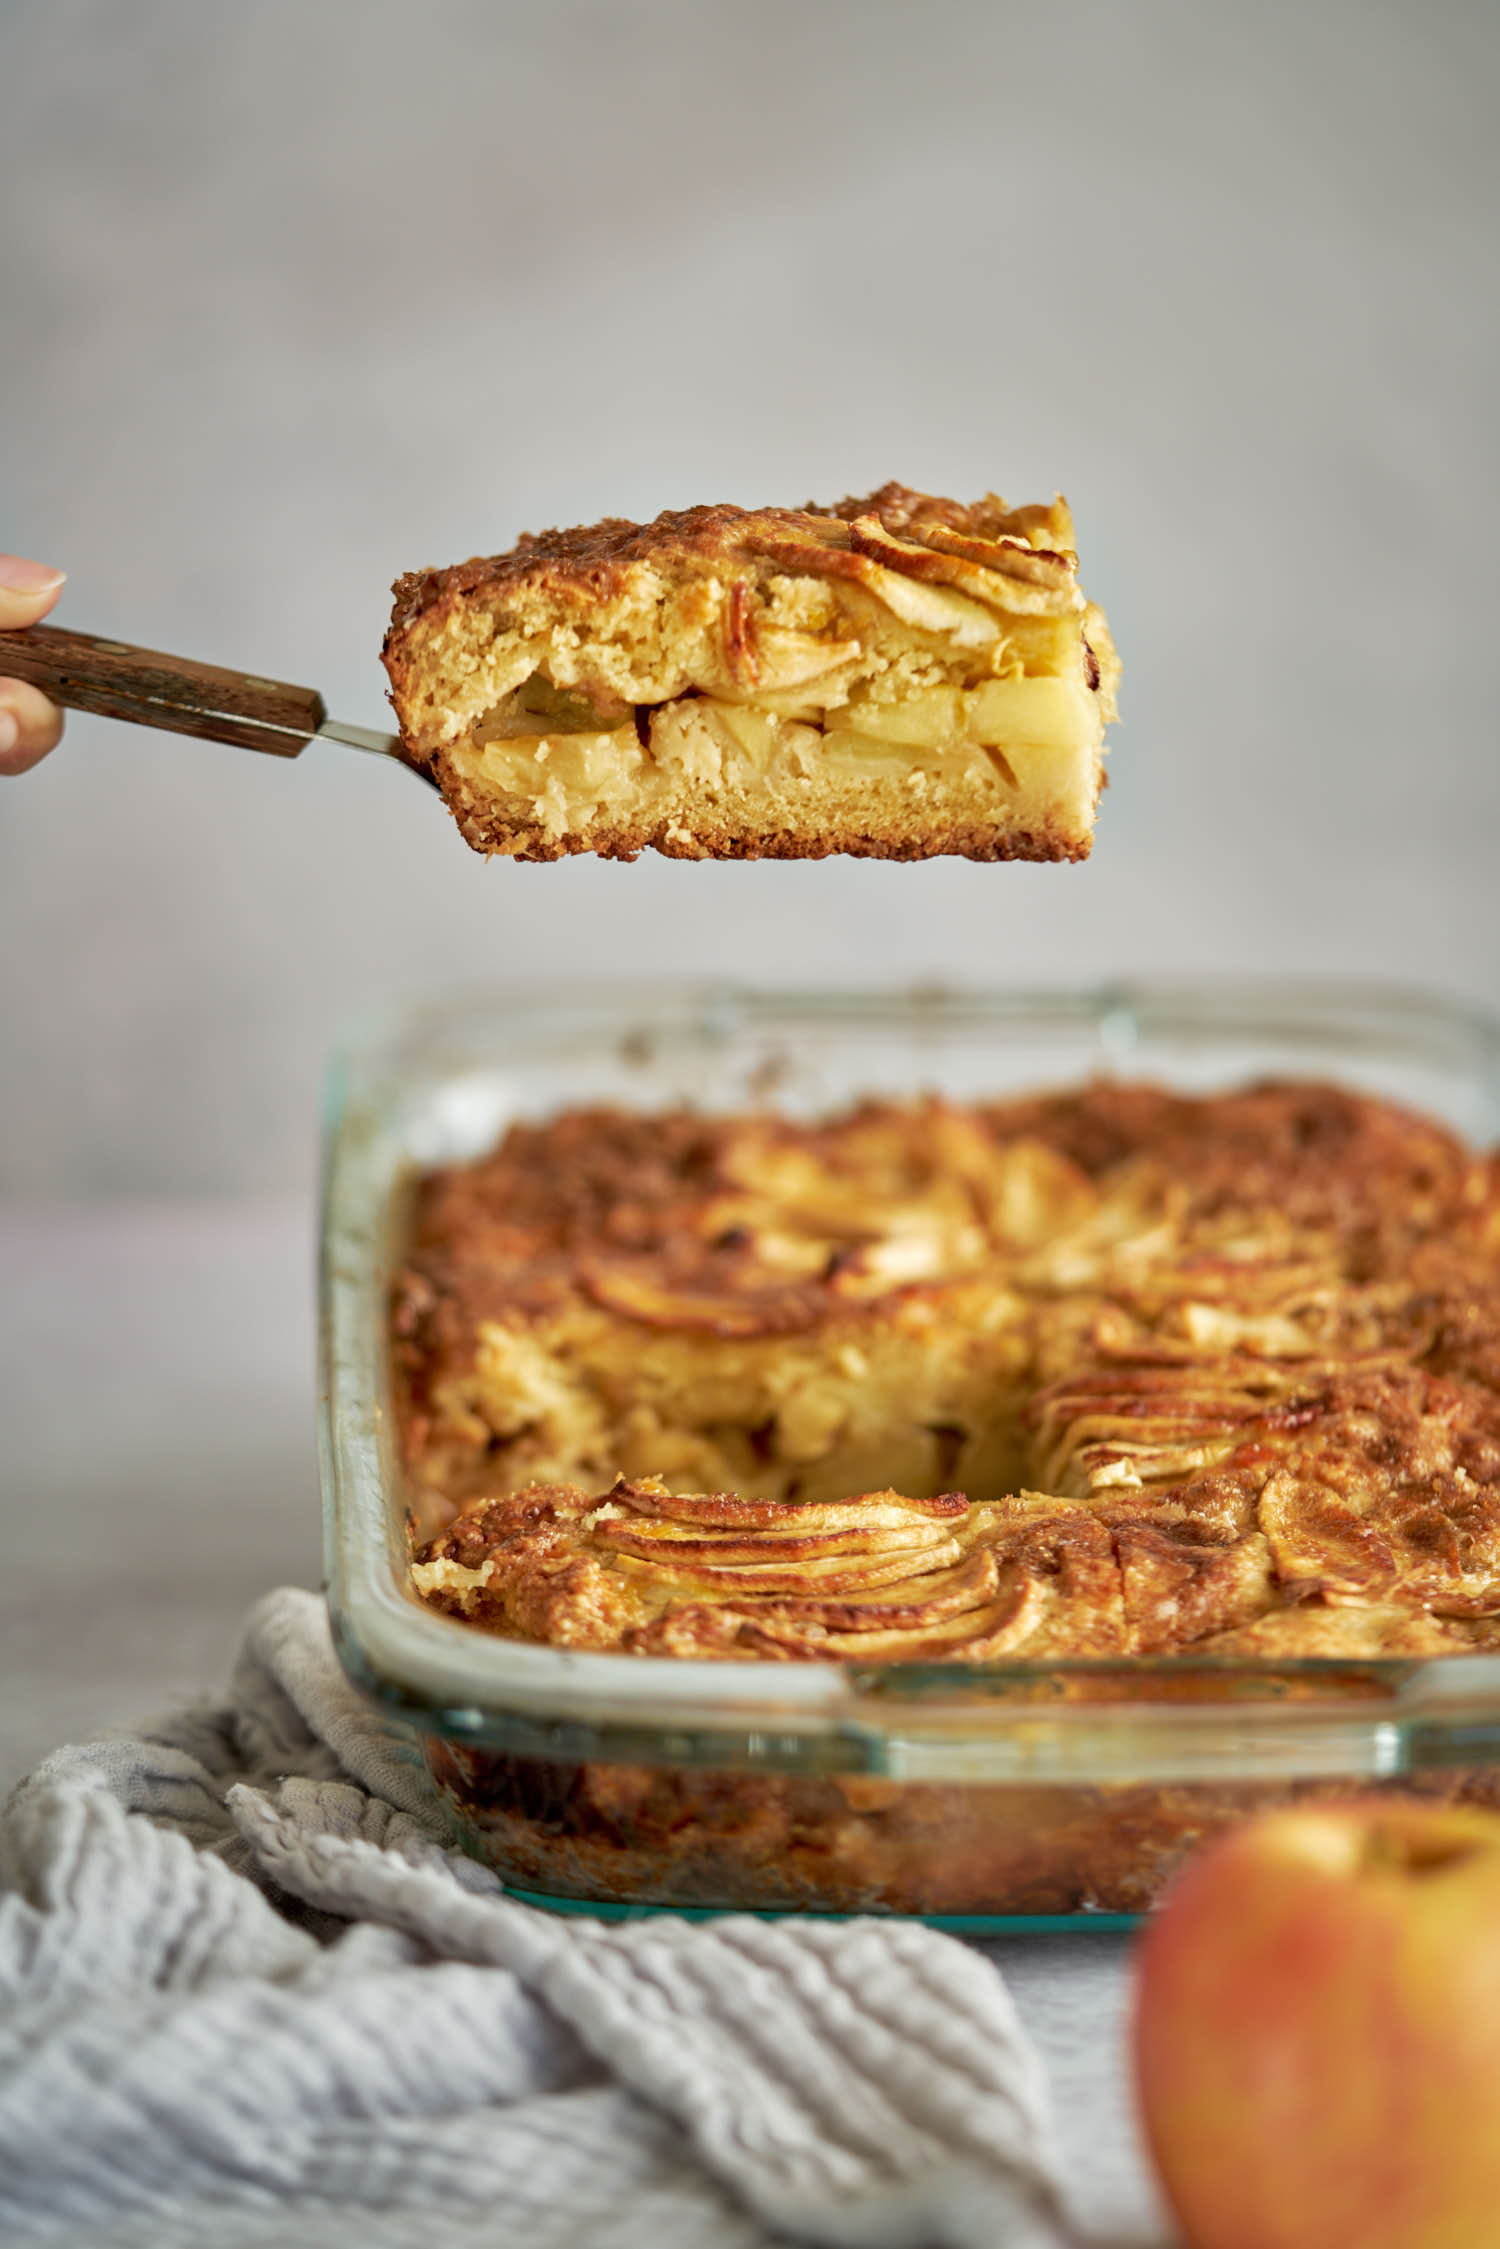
[0,1587,1076,2248]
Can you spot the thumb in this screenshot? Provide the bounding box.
[0,557,67,630]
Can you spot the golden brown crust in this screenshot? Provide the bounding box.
[387,486,1076,639]
[401,1079,1500,1664]
[382,484,1118,865]
[432,793,1090,867]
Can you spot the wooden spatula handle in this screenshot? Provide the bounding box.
[0,622,326,757]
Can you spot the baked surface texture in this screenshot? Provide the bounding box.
[398,1079,1500,1665]
[382,484,1118,862]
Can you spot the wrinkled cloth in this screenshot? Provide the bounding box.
[0,1588,1075,2248]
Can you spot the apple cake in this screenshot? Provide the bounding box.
[381,484,1118,862]
[398,1079,1500,1666]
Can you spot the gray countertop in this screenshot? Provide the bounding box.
[0,1199,1173,2246]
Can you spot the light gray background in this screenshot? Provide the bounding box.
[0,9,1493,2232]
[3,0,1496,1198]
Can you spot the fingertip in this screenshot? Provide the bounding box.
[0,559,67,629]
[0,682,65,774]
[0,556,66,594]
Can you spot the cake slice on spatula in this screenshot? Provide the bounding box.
[382,482,1119,863]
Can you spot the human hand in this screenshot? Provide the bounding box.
[1,557,67,774]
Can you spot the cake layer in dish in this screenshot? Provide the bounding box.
[397,1080,1500,1662]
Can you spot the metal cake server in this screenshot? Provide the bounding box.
[0,621,426,774]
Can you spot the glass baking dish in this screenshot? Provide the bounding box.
[319,980,1500,1924]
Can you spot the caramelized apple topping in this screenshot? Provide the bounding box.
[401,1080,1500,1661]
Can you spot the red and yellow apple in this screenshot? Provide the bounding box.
[1133,1802,1500,2249]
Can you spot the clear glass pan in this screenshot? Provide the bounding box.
[319,980,1500,1917]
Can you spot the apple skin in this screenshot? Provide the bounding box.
[1132,1802,1500,2249]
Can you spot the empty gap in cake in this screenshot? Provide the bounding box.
[927,1422,968,1485]
[747,1418,777,1464]
[476,672,635,741]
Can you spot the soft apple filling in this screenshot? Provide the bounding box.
[457,673,1104,843]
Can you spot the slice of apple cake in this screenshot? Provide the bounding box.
[381,484,1118,862]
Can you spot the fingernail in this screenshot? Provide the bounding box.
[0,557,66,595]
[0,709,19,755]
